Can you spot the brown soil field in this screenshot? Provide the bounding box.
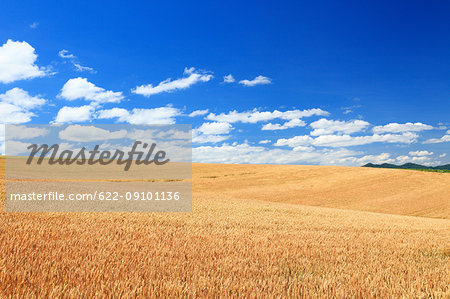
[1,160,449,297]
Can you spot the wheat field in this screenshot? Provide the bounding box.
[0,160,449,297]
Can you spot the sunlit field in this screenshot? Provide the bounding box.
[1,159,449,297]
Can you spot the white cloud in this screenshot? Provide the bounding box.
[396,155,410,164]
[58,50,95,73]
[439,153,447,158]
[331,152,438,166]
[206,108,329,123]
[193,134,230,144]
[98,107,181,125]
[0,87,46,109]
[5,125,49,140]
[97,108,130,122]
[409,150,433,157]
[124,108,181,125]
[344,153,395,165]
[313,133,418,147]
[59,77,124,104]
[193,142,358,165]
[423,135,450,144]
[54,105,94,124]
[0,39,51,83]
[58,49,76,59]
[239,75,271,87]
[274,135,314,147]
[4,140,32,156]
[192,122,232,144]
[132,67,213,97]
[275,132,418,148]
[372,122,433,134]
[0,88,46,124]
[258,140,271,144]
[409,156,431,163]
[341,105,362,116]
[0,125,4,155]
[309,119,370,136]
[292,146,315,152]
[59,125,127,142]
[29,22,39,29]
[196,122,232,135]
[396,155,433,164]
[0,102,35,124]
[262,119,306,130]
[189,109,209,117]
[128,129,191,142]
[223,74,235,83]
[73,63,95,73]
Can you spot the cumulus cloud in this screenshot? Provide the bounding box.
[0,102,35,124]
[59,77,124,104]
[274,135,314,148]
[98,107,181,125]
[97,108,130,122]
[128,128,191,142]
[439,153,447,158]
[262,119,306,130]
[275,132,418,148]
[29,22,39,29]
[0,39,51,83]
[396,155,433,165]
[3,140,33,156]
[328,152,439,167]
[0,125,4,154]
[193,142,357,165]
[423,134,450,144]
[193,134,230,144]
[409,150,433,156]
[54,105,95,124]
[258,140,271,144]
[223,74,235,83]
[343,153,395,165]
[59,125,127,142]
[309,119,370,136]
[192,122,232,144]
[196,122,232,135]
[310,133,418,147]
[372,122,433,134]
[0,87,46,109]
[132,67,213,97]
[0,88,46,124]
[239,75,271,87]
[5,125,49,140]
[206,108,329,124]
[189,109,209,117]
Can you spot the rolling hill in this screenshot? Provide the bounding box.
[0,160,449,297]
[363,162,450,171]
[193,163,450,219]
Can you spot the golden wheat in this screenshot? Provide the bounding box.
[0,160,449,298]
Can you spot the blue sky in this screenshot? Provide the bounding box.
[0,1,449,165]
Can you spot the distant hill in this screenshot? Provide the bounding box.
[363,162,450,171]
